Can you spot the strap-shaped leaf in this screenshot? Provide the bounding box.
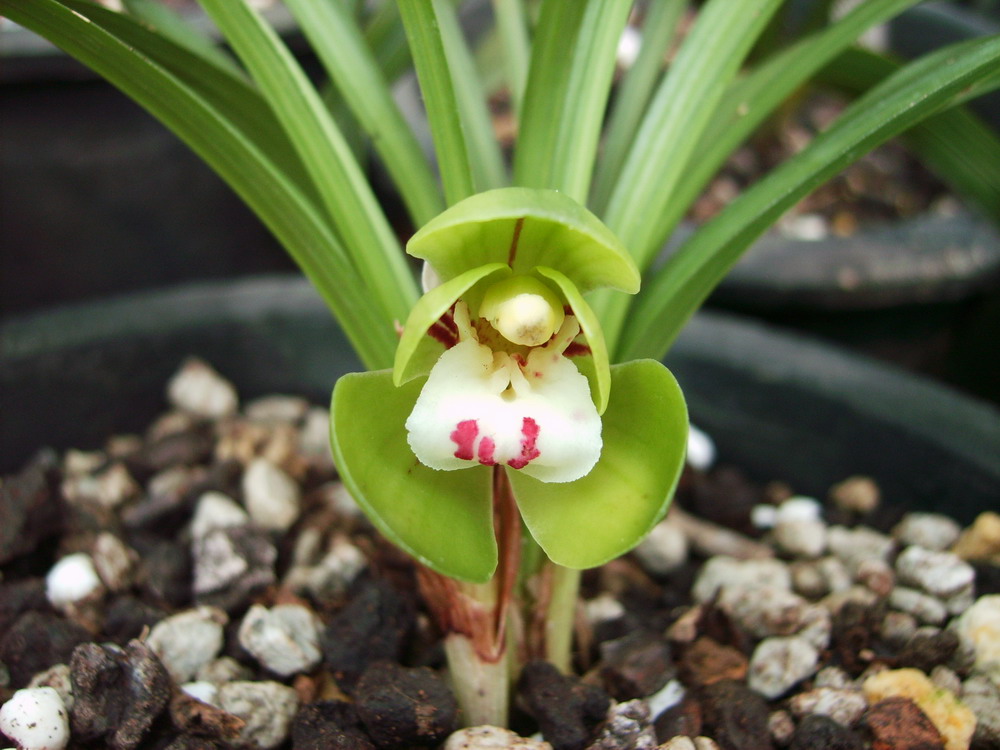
[590,0,686,212]
[818,46,1000,225]
[394,263,512,386]
[509,359,688,569]
[0,0,397,369]
[408,188,639,295]
[619,35,1000,362]
[330,371,497,582]
[398,0,506,205]
[649,0,924,260]
[602,0,785,263]
[198,0,419,326]
[58,0,317,206]
[283,0,444,227]
[513,0,632,203]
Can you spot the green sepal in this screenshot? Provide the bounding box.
[407,187,640,294]
[535,266,610,415]
[394,262,510,385]
[330,370,497,582]
[508,360,688,569]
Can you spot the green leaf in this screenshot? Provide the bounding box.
[121,0,243,77]
[602,0,785,264]
[650,0,924,259]
[509,360,688,569]
[283,0,444,227]
[513,0,631,203]
[590,0,686,213]
[818,46,1000,225]
[408,188,640,294]
[490,0,531,117]
[394,263,512,386]
[433,0,507,194]
[535,267,611,415]
[619,35,1000,363]
[330,371,497,582]
[198,0,419,326]
[58,0,317,205]
[0,0,397,369]
[398,0,506,205]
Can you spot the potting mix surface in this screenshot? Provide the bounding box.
[1,359,998,750]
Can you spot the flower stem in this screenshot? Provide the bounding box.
[417,468,521,726]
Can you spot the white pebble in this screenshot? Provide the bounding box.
[776,496,823,523]
[196,656,253,685]
[181,681,219,707]
[0,687,70,750]
[585,594,626,626]
[147,606,227,683]
[444,725,553,750]
[63,449,104,477]
[238,604,322,677]
[633,518,688,575]
[242,458,300,532]
[645,679,685,720]
[167,358,238,418]
[45,553,103,610]
[27,665,73,712]
[300,408,333,468]
[773,518,827,559]
[691,556,791,603]
[881,611,919,649]
[893,513,961,552]
[751,504,778,529]
[889,586,948,625]
[951,595,1000,681]
[768,710,796,746]
[827,525,894,574]
[748,636,819,699]
[789,687,867,727]
[217,681,299,750]
[309,536,367,598]
[781,213,828,241]
[895,545,974,599]
[92,533,136,592]
[685,424,716,471]
[191,491,249,539]
[244,395,309,424]
[720,585,814,639]
[814,666,852,689]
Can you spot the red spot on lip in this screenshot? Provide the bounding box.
[507,417,541,469]
[564,341,591,357]
[451,420,478,460]
[477,436,496,466]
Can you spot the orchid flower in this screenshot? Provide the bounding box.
[331,189,688,582]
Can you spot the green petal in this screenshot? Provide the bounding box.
[394,262,510,385]
[330,370,497,582]
[508,360,687,569]
[535,266,610,415]
[407,187,639,294]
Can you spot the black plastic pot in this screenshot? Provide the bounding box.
[708,1,1000,404]
[2,275,998,523]
[708,209,1000,404]
[0,7,305,315]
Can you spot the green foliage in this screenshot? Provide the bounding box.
[4,0,999,583]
